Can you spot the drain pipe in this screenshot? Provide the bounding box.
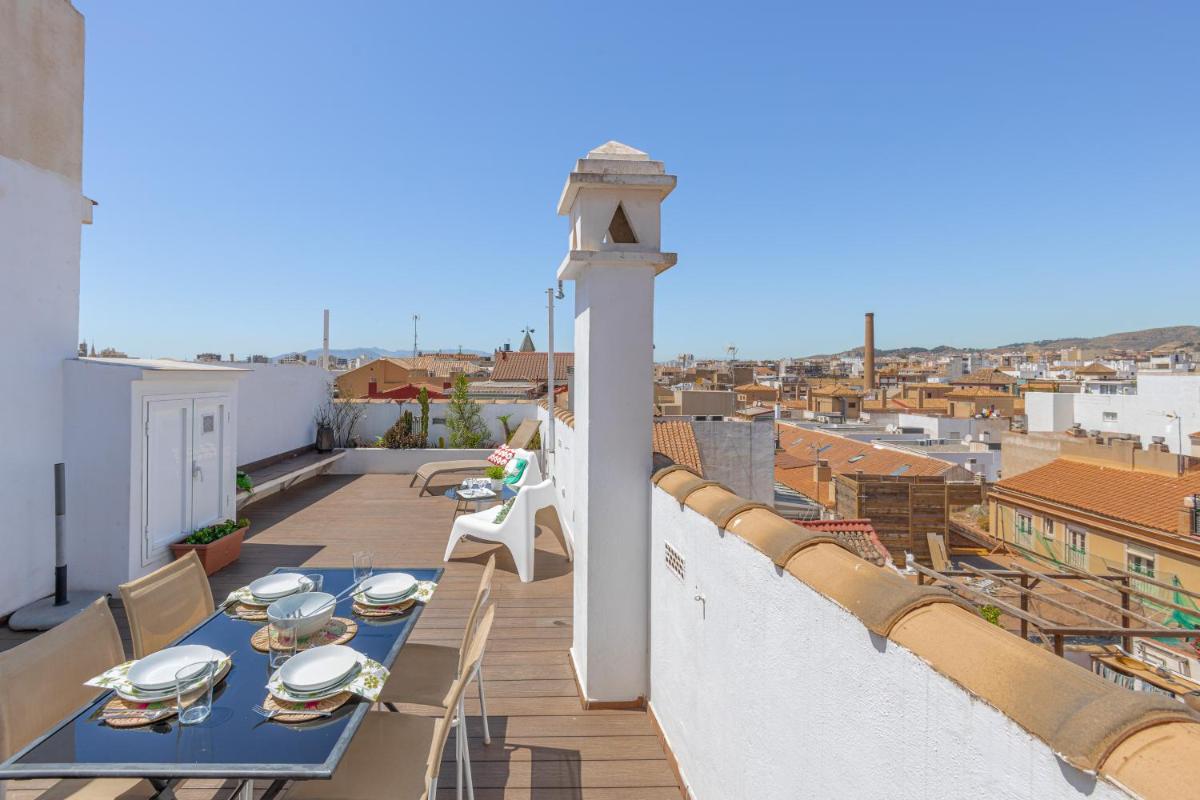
[545,282,565,475]
[54,462,68,605]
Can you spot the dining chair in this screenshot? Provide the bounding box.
[444,478,558,582]
[381,556,495,744]
[287,605,496,800]
[0,597,156,799]
[118,550,215,658]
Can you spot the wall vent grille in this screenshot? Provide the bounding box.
[665,541,686,582]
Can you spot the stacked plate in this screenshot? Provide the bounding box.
[356,573,418,607]
[244,573,313,606]
[272,645,362,702]
[120,644,225,702]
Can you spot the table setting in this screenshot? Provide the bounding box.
[0,562,443,788]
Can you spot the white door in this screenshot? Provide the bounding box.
[191,398,227,531]
[143,395,232,564]
[145,399,193,561]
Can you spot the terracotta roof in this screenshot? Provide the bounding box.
[492,351,574,382]
[946,387,1012,398]
[774,425,958,502]
[795,519,890,567]
[1074,361,1118,376]
[951,368,1017,386]
[652,420,703,476]
[811,385,862,398]
[995,459,1200,534]
[734,383,776,394]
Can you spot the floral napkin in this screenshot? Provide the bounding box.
[353,579,437,607]
[86,655,232,699]
[267,653,389,703]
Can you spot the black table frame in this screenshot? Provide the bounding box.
[0,566,443,794]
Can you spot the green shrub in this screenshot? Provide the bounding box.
[183,518,248,545]
[485,465,505,480]
[979,604,1002,626]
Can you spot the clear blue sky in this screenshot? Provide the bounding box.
[74,2,1199,360]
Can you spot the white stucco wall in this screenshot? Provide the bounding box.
[539,405,576,546]
[0,151,82,616]
[349,400,538,446]
[649,487,1135,800]
[1026,376,1199,455]
[234,362,331,466]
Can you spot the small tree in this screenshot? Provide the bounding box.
[446,374,488,448]
[417,387,431,441]
[497,413,513,443]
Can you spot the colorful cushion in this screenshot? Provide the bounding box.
[493,498,516,524]
[487,445,515,466]
[503,458,528,484]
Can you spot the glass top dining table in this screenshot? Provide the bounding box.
[0,566,443,786]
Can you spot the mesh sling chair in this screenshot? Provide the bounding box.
[287,606,496,800]
[0,597,156,799]
[381,556,496,744]
[118,550,215,658]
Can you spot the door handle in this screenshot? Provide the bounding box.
[192,462,203,481]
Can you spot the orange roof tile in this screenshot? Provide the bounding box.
[995,459,1200,534]
[652,420,704,476]
[951,367,1017,386]
[492,351,573,381]
[796,519,890,566]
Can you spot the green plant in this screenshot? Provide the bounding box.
[380,412,427,449]
[183,518,248,545]
[417,387,431,441]
[485,465,506,480]
[446,374,488,448]
[979,604,1002,626]
[438,436,445,448]
[498,413,513,442]
[236,471,253,494]
[314,385,366,447]
[528,429,541,450]
[401,409,414,436]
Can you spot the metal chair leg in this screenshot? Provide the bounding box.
[238,780,253,800]
[476,661,492,745]
[455,708,463,800]
[460,695,475,800]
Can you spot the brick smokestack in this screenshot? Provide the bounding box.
[864,312,875,391]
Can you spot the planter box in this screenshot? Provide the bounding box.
[170,525,248,576]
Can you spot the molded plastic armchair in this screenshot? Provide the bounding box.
[444,478,558,582]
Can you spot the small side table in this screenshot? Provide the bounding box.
[445,486,498,519]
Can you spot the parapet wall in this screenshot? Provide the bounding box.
[648,465,1199,800]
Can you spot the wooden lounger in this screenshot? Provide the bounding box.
[410,459,491,496]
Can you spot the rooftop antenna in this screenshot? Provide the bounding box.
[411,314,420,358]
[726,343,738,362]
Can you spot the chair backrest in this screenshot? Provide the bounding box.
[508,448,542,487]
[119,550,215,658]
[0,597,125,761]
[506,418,540,450]
[426,605,496,794]
[505,479,556,529]
[456,555,495,673]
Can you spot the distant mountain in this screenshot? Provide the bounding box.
[822,325,1200,359]
[273,346,491,361]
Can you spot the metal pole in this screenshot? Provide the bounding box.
[546,287,556,467]
[54,462,67,606]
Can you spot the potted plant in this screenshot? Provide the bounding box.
[170,518,249,575]
[485,465,505,492]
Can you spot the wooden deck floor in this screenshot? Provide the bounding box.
[2,474,680,800]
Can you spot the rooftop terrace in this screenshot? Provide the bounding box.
[1,475,681,800]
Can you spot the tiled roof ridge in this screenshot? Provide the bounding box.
[652,464,1200,797]
[537,399,575,428]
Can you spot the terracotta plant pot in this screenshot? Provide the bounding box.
[170,524,248,576]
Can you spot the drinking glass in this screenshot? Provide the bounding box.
[268,621,298,669]
[353,551,374,584]
[304,572,323,593]
[175,661,215,725]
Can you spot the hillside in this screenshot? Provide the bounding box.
[273,346,491,361]
[825,325,1199,359]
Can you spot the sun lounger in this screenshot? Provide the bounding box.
[409,417,541,496]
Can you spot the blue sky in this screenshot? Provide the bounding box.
[75,2,1199,360]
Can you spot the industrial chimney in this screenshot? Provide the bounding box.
[864,312,875,392]
[322,309,330,370]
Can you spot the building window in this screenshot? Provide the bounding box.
[1042,518,1055,541]
[1067,528,1087,569]
[1127,548,1160,598]
[1016,512,1033,548]
[1103,411,1118,422]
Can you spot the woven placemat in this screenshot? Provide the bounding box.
[250,617,358,653]
[98,661,231,728]
[260,691,352,723]
[227,601,269,621]
[352,597,416,618]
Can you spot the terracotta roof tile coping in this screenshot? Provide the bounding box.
[650,464,1200,791]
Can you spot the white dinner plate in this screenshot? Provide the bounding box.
[127,645,224,691]
[360,573,417,602]
[249,572,310,602]
[279,645,360,693]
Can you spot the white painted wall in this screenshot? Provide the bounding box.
[539,405,576,547]
[649,487,1135,800]
[0,147,81,616]
[329,448,494,475]
[234,362,331,466]
[1026,375,1200,455]
[349,400,538,446]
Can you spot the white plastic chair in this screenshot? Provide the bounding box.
[445,478,557,582]
[504,448,542,489]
